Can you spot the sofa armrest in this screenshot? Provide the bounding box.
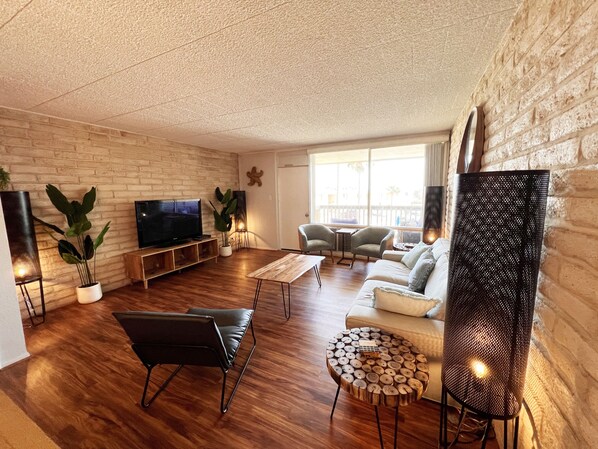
[382,250,407,262]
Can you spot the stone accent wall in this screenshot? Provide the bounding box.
[0,107,238,311]
[447,1,597,448]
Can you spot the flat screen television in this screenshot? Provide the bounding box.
[134,199,203,248]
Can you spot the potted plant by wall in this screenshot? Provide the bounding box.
[34,184,110,304]
[209,187,237,257]
[0,166,10,191]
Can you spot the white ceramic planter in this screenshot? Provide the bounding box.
[76,282,103,304]
[219,245,233,257]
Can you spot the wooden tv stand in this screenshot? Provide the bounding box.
[124,238,218,289]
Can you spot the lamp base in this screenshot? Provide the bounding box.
[439,385,520,449]
[16,276,45,326]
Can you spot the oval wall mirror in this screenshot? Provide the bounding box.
[457,106,485,174]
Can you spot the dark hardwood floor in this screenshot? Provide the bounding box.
[0,249,497,449]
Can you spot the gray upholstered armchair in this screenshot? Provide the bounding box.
[350,226,395,267]
[298,224,336,262]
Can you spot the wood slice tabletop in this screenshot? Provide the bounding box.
[247,253,324,284]
[326,327,429,408]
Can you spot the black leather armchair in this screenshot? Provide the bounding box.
[113,307,256,413]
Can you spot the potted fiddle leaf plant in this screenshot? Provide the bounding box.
[34,184,110,304]
[209,187,237,257]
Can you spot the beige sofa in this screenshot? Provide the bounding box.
[345,238,450,402]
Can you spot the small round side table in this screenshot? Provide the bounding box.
[326,327,429,449]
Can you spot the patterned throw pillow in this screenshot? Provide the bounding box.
[408,249,436,292]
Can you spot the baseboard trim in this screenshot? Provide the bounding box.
[0,351,30,370]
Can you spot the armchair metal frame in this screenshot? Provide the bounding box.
[114,309,256,414]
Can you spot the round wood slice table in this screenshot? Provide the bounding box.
[326,327,430,449]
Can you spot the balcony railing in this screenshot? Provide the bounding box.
[315,204,423,228]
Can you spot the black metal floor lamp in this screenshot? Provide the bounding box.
[423,186,445,244]
[0,191,45,326]
[233,190,249,249]
[440,170,549,449]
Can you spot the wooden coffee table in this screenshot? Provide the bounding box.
[247,253,324,320]
[326,327,429,449]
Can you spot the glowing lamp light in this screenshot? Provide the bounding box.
[471,360,489,379]
[16,266,28,279]
[423,231,439,245]
[238,221,245,231]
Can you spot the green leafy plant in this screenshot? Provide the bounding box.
[0,167,10,191]
[34,184,110,287]
[209,187,237,247]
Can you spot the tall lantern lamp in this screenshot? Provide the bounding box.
[0,191,46,325]
[232,190,249,249]
[440,170,549,449]
[422,186,445,244]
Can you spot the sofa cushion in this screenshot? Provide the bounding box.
[365,260,411,285]
[355,279,399,305]
[425,253,449,320]
[408,249,436,292]
[400,242,430,269]
[345,304,445,360]
[381,250,407,262]
[373,286,440,317]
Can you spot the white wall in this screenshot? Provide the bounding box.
[0,198,29,369]
[238,152,279,250]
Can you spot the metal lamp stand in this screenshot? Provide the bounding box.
[16,275,46,326]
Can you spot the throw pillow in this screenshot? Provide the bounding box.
[427,300,447,321]
[373,286,440,317]
[408,249,436,292]
[400,241,430,269]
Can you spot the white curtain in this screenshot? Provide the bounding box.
[424,142,448,186]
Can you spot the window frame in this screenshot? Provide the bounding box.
[309,145,427,233]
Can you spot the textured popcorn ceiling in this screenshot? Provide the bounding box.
[0,0,521,153]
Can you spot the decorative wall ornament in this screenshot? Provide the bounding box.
[247,166,263,187]
[456,106,485,174]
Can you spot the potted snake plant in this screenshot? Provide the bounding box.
[209,187,237,257]
[34,184,110,304]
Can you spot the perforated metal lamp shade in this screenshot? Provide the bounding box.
[423,186,445,244]
[0,191,42,282]
[442,170,549,419]
[233,190,247,232]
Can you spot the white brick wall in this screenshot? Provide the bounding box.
[447,1,597,448]
[0,107,238,312]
